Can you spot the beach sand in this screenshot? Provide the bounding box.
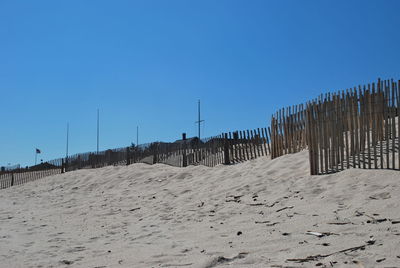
[0,150,399,267]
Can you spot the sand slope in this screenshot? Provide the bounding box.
[0,151,399,268]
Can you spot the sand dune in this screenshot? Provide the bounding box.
[0,151,399,268]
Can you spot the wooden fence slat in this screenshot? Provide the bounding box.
[246,130,253,159]
[257,128,266,156]
[359,86,365,169]
[377,79,384,169]
[253,129,260,157]
[242,130,250,160]
[306,104,314,174]
[366,86,371,169]
[391,80,396,169]
[261,127,268,156]
[317,101,323,173]
[228,132,234,163]
[264,128,271,155]
[385,80,390,169]
[398,80,400,170]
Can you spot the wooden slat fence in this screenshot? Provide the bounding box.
[270,104,307,159]
[0,158,63,189]
[155,127,272,167]
[305,79,399,174]
[268,78,399,175]
[1,127,272,189]
[2,78,398,190]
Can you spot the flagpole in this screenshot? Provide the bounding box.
[66,123,69,158]
[97,109,99,154]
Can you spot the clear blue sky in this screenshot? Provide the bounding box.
[1,0,399,167]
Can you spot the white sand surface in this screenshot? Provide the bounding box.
[0,151,399,268]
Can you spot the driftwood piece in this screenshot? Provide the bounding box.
[248,203,267,206]
[305,231,338,237]
[287,243,371,263]
[255,221,270,224]
[267,201,280,207]
[326,222,351,225]
[276,206,294,212]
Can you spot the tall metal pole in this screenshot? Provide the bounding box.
[97,109,99,154]
[198,100,200,139]
[195,100,204,139]
[66,123,69,158]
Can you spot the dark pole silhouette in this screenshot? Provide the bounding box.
[66,123,69,158]
[195,100,204,139]
[97,109,99,154]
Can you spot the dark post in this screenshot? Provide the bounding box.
[182,133,187,167]
[223,133,230,165]
[11,172,14,186]
[126,147,130,165]
[61,158,65,173]
[96,109,100,168]
[66,123,69,159]
[153,143,158,164]
[65,157,69,172]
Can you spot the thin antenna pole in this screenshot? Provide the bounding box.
[136,126,139,146]
[195,100,204,139]
[66,123,69,158]
[198,100,200,139]
[97,109,99,154]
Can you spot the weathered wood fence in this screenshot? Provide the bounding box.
[270,104,307,159]
[0,127,272,189]
[0,158,63,189]
[306,79,399,174]
[269,78,399,174]
[1,78,398,189]
[156,128,272,167]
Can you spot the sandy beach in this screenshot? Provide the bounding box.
[0,151,399,268]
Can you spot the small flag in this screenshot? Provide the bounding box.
[36,148,41,154]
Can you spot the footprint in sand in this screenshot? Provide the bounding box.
[23,241,35,248]
[65,246,86,253]
[369,192,391,200]
[88,236,100,242]
[202,252,249,268]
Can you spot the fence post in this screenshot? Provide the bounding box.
[223,133,230,165]
[11,172,14,186]
[182,133,187,167]
[153,143,158,164]
[306,104,317,175]
[126,147,130,165]
[61,159,65,173]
